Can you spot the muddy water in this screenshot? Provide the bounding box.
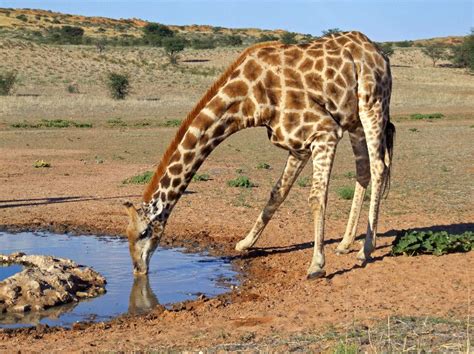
[0,231,238,327]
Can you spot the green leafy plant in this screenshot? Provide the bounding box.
[321,28,343,36]
[192,173,210,182]
[297,176,311,187]
[227,176,255,188]
[391,230,473,256]
[256,162,271,170]
[11,119,92,129]
[162,119,182,127]
[162,37,187,65]
[280,31,297,45]
[422,44,448,67]
[337,186,355,200]
[0,71,17,96]
[66,83,79,94]
[106,72,130,100]
[107,117,127,127]
[409,128,419,132]
[410,113,444,120]
[343,171,356,179]
[33,160,51,168]
[122,171,153,185]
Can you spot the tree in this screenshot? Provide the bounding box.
[422,44,447,67]
[223,34,242,47]
[377,42,394,57]
[0,71,17,96]
[162,37,186,64]
[450,30,474,71]
[322,28,342,36]
[107,73,130,100]
[280,32,297,45]
[142,23,174,46]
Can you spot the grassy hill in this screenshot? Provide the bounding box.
[0,7,464,46]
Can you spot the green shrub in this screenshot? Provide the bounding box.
[47,26,84,44]
[391,230,473,256]
[16,14,28,22]
[107,73,130,100]
[221,34,242,47]
[410,113,444,120]
[142,23,174,46]
[394,40,413,47]
[10,119,92,129]
[122,171,154,185]
[191,38,216,49]
[192,173,210,182]
[257,33,279,42]
[162,119,182,127]
[107,117,127,127]
[337,186,355,200]
[227,176,255,188]
[297,176,311,187]
[343,171,356,179]
[377,42,394,57]
[321,28,342,36]
[337,186,370,200]
[256,162,271,170]
[450,30,474,71]
[280,32,297,45]
[0,71,17,95]
[66,83,79,94]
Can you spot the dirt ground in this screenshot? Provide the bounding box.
[0,117,472,351]
[0,37,473,351]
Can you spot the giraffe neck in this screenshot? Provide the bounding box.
[145,95,249,223]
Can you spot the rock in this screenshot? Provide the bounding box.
[0,253,106,318]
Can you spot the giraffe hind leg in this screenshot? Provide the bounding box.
[335,126,370,254]
[356,103,388,262]
[235,153,308,251]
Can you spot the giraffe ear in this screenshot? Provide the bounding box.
[124,201,139,222]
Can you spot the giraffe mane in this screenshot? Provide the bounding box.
[143,41,280,203]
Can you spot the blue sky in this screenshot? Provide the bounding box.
[0,0,472,41]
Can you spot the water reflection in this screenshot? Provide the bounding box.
[128,275,159,315]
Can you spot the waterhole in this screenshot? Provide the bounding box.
[0,231,238,327]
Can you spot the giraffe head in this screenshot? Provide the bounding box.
[124,201,164,275]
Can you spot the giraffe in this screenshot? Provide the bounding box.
[124,31,395,279]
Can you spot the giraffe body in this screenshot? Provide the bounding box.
[125,31,395,278]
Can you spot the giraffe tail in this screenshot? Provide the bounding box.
[383,121,396,197]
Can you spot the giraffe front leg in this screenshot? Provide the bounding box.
[235,153,308,251]
[307,137,339,279]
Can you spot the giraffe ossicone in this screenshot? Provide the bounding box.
[125,31,395,278]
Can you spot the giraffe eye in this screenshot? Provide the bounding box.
[138,227,151,239]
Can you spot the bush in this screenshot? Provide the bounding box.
[280,32,297,45]
[227,176,255,188]
[410,113,444,120]
[256,162,271,170]
[162,37,186,64]
[47,26,84,44]
[391,230,473,256]
[16,14,28,22]
[122,171,154,185]
[222,34,242,47]
[257,33,279,42]
[450,30,474,71]
[394,40,413,47]
[191,38,216,50]
[377,42,394,57]
[66,83,79,94]
[192,173,210,182]
[321,28,342,36]
[0,71,17,95]
[107,73,130,100]
[33,160,51,168]
[142,23,174,46]
[337,186,355,200]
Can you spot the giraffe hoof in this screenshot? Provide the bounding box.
[235,241,249,252]
[335,246,350,255]
[356,249,372,262]
[306,269,326,280]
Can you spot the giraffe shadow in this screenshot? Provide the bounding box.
[230,222,473,276]
[0,191,198,209]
